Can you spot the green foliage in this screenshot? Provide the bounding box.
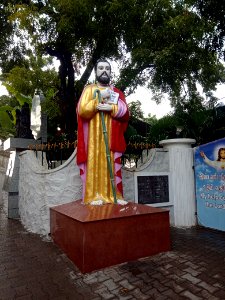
[118,1,225,101]
[147,115,178,146]
[41,90,61,120]
[1,52,60,133]
[124,124,137,142]
[0,0,225,140]
[0,94,18,107]
[196,0,225,59]
[0,2,14,68]
[128,100,144,119]
[0,94,18,138]
[3,54,58,97]
[3,83,32,107]
[0,108,13,128]
[0,83,32,137]
[0,127,15,140]
[10,0,225,100]
[146,92,225,146]
[172,93,217,144]
[0,105,16,140]
[144,113,158,126]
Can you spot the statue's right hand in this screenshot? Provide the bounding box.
[97,103,112,112]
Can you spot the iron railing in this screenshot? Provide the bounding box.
[28,140,156,169]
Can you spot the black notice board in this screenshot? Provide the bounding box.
[137,175,169,204]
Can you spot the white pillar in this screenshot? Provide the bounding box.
[159,138,196,227]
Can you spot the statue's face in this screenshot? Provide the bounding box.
[96,61,111,84]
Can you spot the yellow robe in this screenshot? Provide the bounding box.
[78,84,123,204]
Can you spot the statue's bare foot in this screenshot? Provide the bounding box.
[117,199,128,205]
[90,200,104,205]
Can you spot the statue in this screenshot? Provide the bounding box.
[30,90,47,142]
[77,59,129,205]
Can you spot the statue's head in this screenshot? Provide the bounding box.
[95,58,111,85]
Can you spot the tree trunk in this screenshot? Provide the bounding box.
[57,52,76,139]
[75,42,105,100]
[46,42,105,139]
[46,47,76,139]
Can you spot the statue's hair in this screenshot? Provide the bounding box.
[217,148,225,161]
[94,58,111,72]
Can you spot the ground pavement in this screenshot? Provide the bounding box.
[1,204,225,300]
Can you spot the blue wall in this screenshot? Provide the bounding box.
[194,138,225,231]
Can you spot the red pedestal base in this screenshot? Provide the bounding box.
[50,200,170,273]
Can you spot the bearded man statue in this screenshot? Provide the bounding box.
[77,58,129,205]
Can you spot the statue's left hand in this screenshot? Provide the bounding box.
[97,103,112,112]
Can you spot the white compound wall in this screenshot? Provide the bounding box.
[18,138,197,236]
[19,150,82,235]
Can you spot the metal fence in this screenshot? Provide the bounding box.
[29,141,76,169]
[28,141,156,169]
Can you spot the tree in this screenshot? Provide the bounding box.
[0,2,14,70]
[117,0,225,103]
[147,92,225,146]
[172,94,215,144]
[128,100,144,119]
[0,92,31,140]
[0,51,60,139]
[145,113,158,126]
[147,114,178,146]
[196,0,225,59]
[0,96,16,140]
[3,54,58,97]
[8,0,131,138]
[1,0,225,140]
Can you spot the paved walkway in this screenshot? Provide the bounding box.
[1,205,225,300]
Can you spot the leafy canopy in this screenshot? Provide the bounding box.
[0,0,225,139]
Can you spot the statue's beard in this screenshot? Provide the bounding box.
[96,72,110,85]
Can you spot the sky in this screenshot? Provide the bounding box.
[126,83,225,118]
[126,86,172,118]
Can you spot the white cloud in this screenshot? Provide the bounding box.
[127,83,225,119]
[0,82,8,96]
[214,83,225,102]
[126,86,173,119]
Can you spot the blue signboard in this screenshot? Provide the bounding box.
[194,138,225,231]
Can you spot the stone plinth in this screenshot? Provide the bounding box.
[50,200,171,273]
[4,137,40,151]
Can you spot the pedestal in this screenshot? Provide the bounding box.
[50,200,171,273]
